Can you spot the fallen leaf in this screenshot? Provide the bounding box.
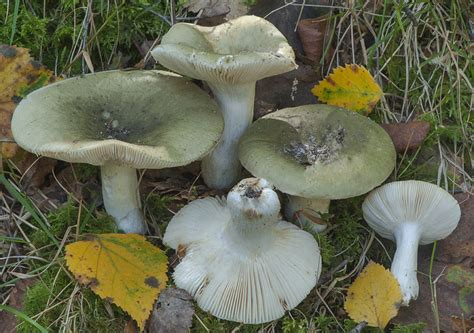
[65,234,168,331]
[311,64,383,114]
[445,265,474,315]
[148,288,194,333]
[344,261,402,329]
[380,121,430,153]
[451,315,474,332]
[437,193,473,264]
[0,279,35,333]
[0,45,56,158]
[297,16,329,65]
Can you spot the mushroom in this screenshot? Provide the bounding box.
[239,104,396,232]
[12,70,223,234]
[163,178,321,324]
[151,15,297,190]
[362,180,461,305]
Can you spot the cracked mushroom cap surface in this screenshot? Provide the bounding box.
[12,70,223,168]
[239,104,396,199]
[163,178,321,324]
[362,180,461,244]
[151,15,297,85]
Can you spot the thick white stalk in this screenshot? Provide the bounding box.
[202,82,256,190]
[101,163,145,234]
[223,179,280,255]
[391,223,421,306]
[284,195,330,233]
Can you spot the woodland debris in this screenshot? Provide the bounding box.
[380,121,430,153]
[148,288,194,333]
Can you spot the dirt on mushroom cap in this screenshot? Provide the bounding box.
[11,70,224,169]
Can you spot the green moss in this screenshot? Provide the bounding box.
[30,199,117,250]
[315,232,336,268]
[281,316,308,333]
[145,193,174,222]
[191,307,262,333]
[72,164,99,183]
[17,264,126,332]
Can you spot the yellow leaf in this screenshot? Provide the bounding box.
[344,261,402,328]
[65,233,168,331]
[311,64,383,115]
[0,45,56,158]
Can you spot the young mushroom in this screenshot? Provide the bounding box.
[239,105,396,232]
[12,70,223,234]
[362,180,461,305]
[164,178,321,324]
[151,15,297,190]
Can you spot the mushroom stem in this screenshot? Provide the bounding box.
[100,163,145,234]
[202,82,256,190]
[224,180,280,253]
[284,195,330,233]
[391,223,421,305]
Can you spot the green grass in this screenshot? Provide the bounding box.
[1,0,471,332]
[0,0,179,75]
[17,263,126,333]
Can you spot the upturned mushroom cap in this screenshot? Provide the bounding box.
[239,105,396,199]
[151,15,296,85]
[164,178,321,324]
[362,180,461,244]
[11,70,223,168]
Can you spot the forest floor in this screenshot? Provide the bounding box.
[0,1,472,332]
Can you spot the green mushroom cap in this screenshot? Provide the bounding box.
[239,105,396,199]
[12,70,223,169]
[151,15,296,85]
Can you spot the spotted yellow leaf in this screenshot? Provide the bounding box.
[344,261,402,328]
[65,234,168,331]
[0,45,56,158]
[311,64,382,115]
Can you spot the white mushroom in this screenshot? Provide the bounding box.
[152,16,297,190]
[362,180,461,305]
[164,178,321,324]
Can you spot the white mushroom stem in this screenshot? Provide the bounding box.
[224,181,280,253]
[202,82,256,190]
[391,223,421,306]
[100,163,145,234]
[284,195,330,233]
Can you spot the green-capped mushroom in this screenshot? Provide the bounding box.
[152,15,296,190]
[239,104,396,232]
[12,70,223,234]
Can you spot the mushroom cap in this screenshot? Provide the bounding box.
[151,15,296,85]
[238,105,396,199]
[12,70,223,168]
[362,180,461,245]
[163,179,321,324]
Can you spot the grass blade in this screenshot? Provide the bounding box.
[0,304,49,333]
[9,0,20,45]
[0,174,59,247]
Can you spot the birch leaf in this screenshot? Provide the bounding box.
[65,233,168,331]
[311,64,382,115]
[0,45,56,158]
[344,261,402,328]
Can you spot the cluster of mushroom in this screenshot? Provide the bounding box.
[11,14,462,325]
